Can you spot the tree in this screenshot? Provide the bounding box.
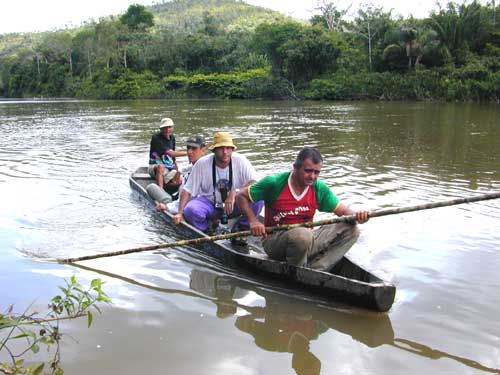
[383,23,426,70]
[39,32,74,74]
[73,28,96,78]
[253,22,340,84]
[119,5,155,71]
[2,53,39,97]
[95,18,121,70]
[281,26,341,83]
[427,1,484,64]
[146,29,185,76]
[252,22,303,78]
[348,4,393,71]
[494,0,497,26]
[120,4,154,31]
[313,1,351,31]
[201,11,222,36]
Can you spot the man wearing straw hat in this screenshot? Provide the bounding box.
[173,132,263,238]
[148,117,186,189]
[236,147,369,271]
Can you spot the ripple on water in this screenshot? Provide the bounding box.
[1,100,500,375]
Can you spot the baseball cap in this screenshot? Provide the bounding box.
[186,135,205,148]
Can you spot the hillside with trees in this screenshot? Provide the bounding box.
[0,0,499,101]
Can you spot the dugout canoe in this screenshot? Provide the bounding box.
[129,167,396,312]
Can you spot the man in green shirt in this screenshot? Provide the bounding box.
[237,147,369,271]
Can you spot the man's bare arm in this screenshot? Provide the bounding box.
[236,188,267,237]
[334,202,369,223]
[172,190,191,225]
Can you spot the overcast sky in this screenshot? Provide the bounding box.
[0,0,483,34]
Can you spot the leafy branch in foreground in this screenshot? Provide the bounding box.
[0,276,110,375]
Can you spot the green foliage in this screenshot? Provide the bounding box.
[120,4,154,31]
[0,0,498,102]
[252,21,302,77]
[1,277,110,375]
[75,69,163,99]
[348,5,395,72]
[426,1,487,63]
[162,68,280,99]
[304,65,500,102]
[110,70,162,99]
[252,22,340,84]
[382,44,406,71]
[280,26,341,83]
[150,0,288,34]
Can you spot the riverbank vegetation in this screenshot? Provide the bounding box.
[0,0,498,101]
[1,277,109,375]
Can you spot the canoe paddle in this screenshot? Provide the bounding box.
[57,191,500,264]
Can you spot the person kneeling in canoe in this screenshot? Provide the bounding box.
[236,147,369,271]
[154,135,207,213]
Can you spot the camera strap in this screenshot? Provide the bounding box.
[212,156,233,204]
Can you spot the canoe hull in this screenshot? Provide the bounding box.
[129,167,396,312]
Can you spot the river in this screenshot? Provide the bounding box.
[1,99,499,374]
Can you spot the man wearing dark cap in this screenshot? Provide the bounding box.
[156,135,207,214]
[148,117,187,189]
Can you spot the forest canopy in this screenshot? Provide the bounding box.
[0,0,499,101]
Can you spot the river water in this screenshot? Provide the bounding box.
[1,99,499,374]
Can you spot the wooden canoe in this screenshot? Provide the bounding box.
[129,167,396,312]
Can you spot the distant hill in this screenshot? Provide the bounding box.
[148,0,291,33]
[0,0,291,57]
[0,0,290,54]
[0,33,44,60]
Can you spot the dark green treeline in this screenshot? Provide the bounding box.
[0,0,499,101]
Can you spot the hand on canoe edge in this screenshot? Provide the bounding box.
[172,213,184,225]
[250,220,267,238]
[155,202,168,212]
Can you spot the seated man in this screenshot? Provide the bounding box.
[173,132,263,235]
[156,135,207,213]
[236,147,369,271]
[148,117,187,189]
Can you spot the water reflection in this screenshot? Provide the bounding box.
[190,269,393,375]
[189,269,248,319]
[235,311,326,375]
[2,99,500,374]
[390,339,500,374]
[188,267,388,374]
[70,262,500,375]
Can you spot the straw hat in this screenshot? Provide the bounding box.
[208,132,237,150]
[159,117,174,129]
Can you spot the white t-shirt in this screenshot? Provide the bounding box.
[183,152,257,204]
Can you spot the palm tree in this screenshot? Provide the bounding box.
[383,21,446,70]
[426,1,482,61]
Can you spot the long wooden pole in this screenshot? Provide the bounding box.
[57,192,500,264]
